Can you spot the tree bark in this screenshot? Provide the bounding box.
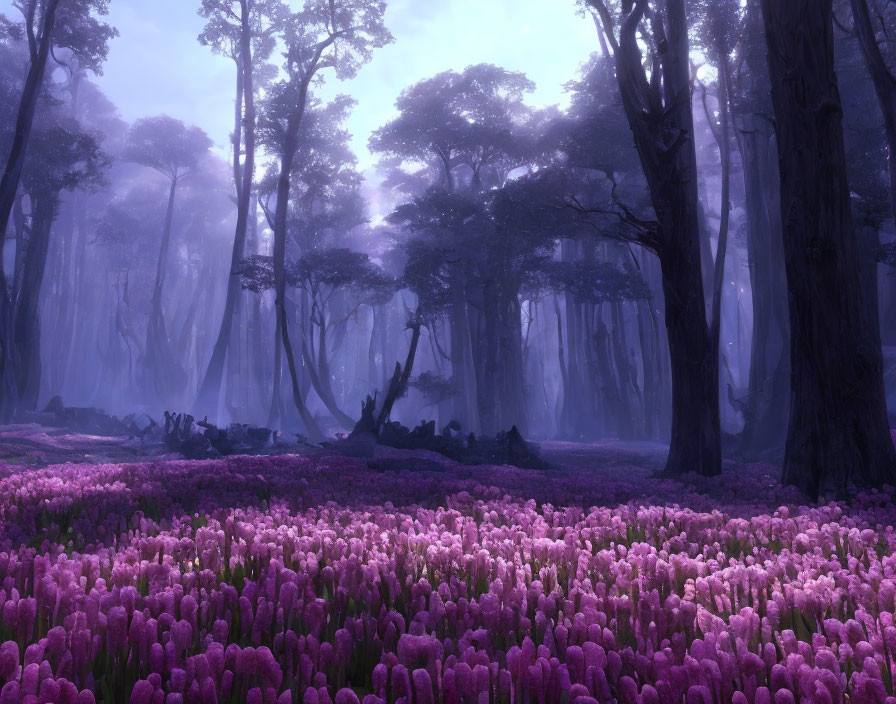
[761,0,896,498]
[590,0,721,476]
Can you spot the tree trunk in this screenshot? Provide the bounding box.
[196,0,257,416]
[304,317,355,429]
[0,0,61,417]
[145,176,186,401]
[706,63,732,364]
[500,294,527,433]
[734,0,790,458]
[376,320,422,428]
[267,311,283,429]
[0,0,60,241]
[13,190,55,410]
[591,0,721,475]
[273,143,324,441]
[762,0,896,498]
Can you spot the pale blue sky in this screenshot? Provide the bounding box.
[1,0,598,170]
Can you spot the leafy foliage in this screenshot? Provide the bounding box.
[123,117,212,181]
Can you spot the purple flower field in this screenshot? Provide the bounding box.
[0,449,894,704]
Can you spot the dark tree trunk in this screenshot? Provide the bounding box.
[0,0,60,242]
[762,0,896,498]
[13,190,55,410]
[0,0,61,417]
[376,319,423,428]
[591,0,721,476]
[196,0,257,416]
[704,64,732,365]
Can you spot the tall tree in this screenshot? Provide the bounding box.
[261,0,391,441]
[729,0,790,459]
[761,0,896,498]
[370,64,536,432]
[124,116,212,403]
[0,0,114,416]
[693,0,740,383]
[584,0,722,476]
[195,0,279,416]
[281,96,366,429]
[15,115,107,409]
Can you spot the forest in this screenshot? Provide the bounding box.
[0,0,896,702]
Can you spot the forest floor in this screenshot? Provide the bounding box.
[0,422,802,511]
[0,423,893,703]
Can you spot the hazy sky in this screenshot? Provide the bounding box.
[1,0,598,170]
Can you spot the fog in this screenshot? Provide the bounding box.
[1,0,895,481]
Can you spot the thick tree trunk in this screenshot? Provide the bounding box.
[762,0,896,498]
[657,239,720,476]
[591,0,721,475]
[196,0,256,416]
[658,0,721,478]
[13,191,55,410]
[0,0,61,417]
